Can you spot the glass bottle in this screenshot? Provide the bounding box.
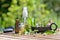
[15,18,20,34]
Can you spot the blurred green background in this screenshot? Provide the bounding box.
[0,0,60,28]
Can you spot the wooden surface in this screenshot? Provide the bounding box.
[0,29,60,40]
[0,34,60,40]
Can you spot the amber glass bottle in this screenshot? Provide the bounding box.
[15,18,20,34]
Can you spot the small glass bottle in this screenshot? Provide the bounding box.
[15,18,20,34]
